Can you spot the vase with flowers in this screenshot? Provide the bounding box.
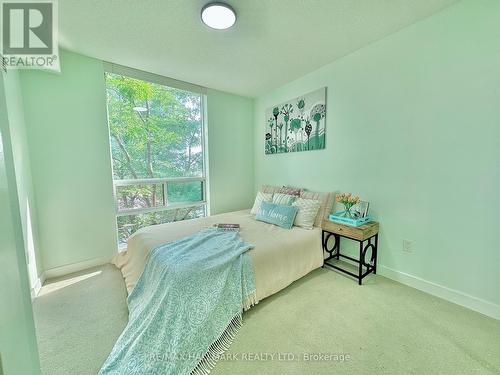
[335,192,360,219]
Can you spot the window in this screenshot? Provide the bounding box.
[105,66,208,248]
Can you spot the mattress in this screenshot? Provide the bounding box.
[113,209,324,302]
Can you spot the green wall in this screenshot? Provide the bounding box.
[18,50,255,274]
[14,0,500,320]
[20,50,118,273]
[207,89,254,215]
[254,0,500,312]
[3,70,43,289]
[0,73,41,374]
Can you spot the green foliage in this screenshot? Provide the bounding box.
[106,73,203,180]
[106,73,206,243]
[116,184,164,209]
[117,205,205,244]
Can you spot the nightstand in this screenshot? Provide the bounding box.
[321,220,379,285]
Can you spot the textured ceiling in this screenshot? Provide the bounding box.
[58,0,458,97]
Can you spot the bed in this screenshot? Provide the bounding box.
[102,189,334,373]
[113,190,334,302]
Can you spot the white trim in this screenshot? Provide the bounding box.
[114,176,205,186]
[202,93,211,216]
[30,273,45,299]
[43,256,111,280]
[103,62,207,94]
[116,201,207,217]
[379,265,500,320]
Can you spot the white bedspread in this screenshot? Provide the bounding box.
[113,209,323,302]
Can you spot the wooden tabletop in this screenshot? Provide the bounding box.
[321,220,379,241]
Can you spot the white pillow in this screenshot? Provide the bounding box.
[272,193,296,206]
[300,190,335,227]
[292,198,321,229]
[251,191,273,215]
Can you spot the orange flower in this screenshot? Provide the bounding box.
[337,192,362,207]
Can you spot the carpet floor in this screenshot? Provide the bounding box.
[33,264,500,375]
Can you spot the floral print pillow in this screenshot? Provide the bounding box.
[277,186,303,196]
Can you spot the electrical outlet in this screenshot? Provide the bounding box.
[403,239,414,253]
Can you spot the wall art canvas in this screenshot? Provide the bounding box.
[265,87,326,154]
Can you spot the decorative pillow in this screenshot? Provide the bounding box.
[292,198,321,230]
[272,193,296,206]
[261,185,282,194]
[277,186,302,196]
[250,191,273,215]
[256,201,299,229]
[300,191,335,227]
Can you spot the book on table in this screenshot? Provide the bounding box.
[214,223,240,231]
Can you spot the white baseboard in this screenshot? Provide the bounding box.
[43,256,112,280]
[30,273,45,299]
[378,265,500,321]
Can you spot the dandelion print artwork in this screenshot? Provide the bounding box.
[265,87,326,154]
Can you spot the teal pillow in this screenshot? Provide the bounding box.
[256,201,299,229]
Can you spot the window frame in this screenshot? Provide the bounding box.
[104,63,210,248]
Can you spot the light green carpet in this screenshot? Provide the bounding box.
[33,264,500,375]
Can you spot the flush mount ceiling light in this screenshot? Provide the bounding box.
[201,2,236,30]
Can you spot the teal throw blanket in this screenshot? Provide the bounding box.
[99,228,256,375]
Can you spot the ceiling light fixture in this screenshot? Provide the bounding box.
[201,2,236,30]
